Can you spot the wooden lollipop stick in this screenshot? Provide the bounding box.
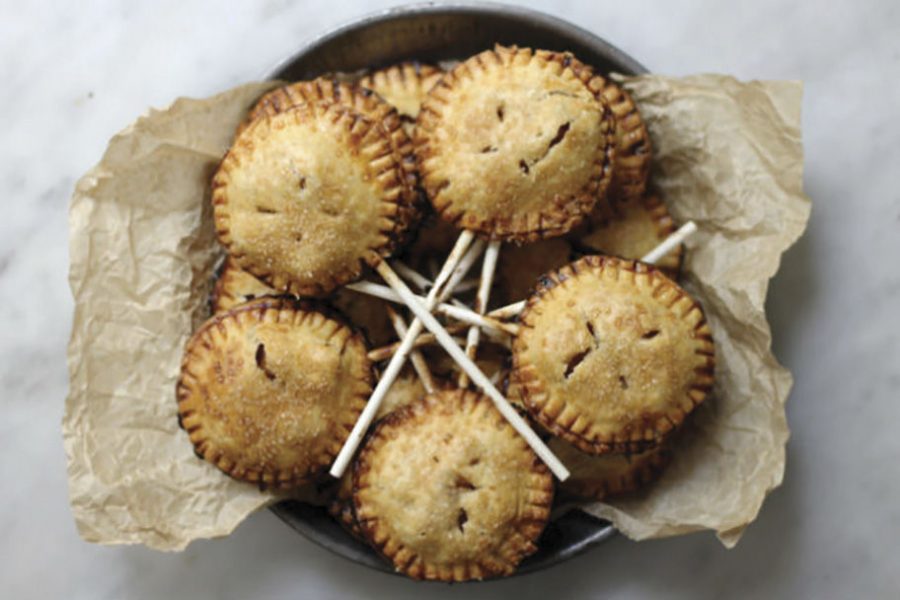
[440,304,518,335]
[330,231,477,478]
[346,280,413,303]
[363,222,698,361]
[442,240,487,298]
[367,323,467,362]
[641,221,697,264]
[482,221,701,322]
[451,278,480,294]
[347,284,516,337]
[392,260,479,294]
[385,306,436,394]
[459,240,501,387]
[346,244,486,309]
[488,301,527,320]
[432,232,478,297]
[391,261,432,291]
[448,301,515,344]
[367,321,509,362]
[373,260,570,481]
[346,281,518,336]
[337,222,698,479]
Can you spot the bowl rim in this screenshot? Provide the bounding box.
[264,1,649,79]
[270,501,618,580]
[261,0,650,579]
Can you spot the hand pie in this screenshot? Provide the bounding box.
[211,256,280,313]
[572,194,682,277]
[328,467,365,540]
[211,257,394,347]
[376,366,430,416]
[353,389,553,581]
[327,366,429,538]
[359,62,444,134]
[213,100,414,297]
[511,256,715,454]
[177,297,373,488]
[585,76,651,198]
[241,78,420,235]
[415,45,616,242]
[329,288,395,348]
[548,437,671,500]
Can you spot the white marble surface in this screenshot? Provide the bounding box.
[2,0,899,597]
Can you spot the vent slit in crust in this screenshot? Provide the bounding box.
[414,45,617,242]
[177,297,373,489]
[511,255,715,454]
[352,390,553,581]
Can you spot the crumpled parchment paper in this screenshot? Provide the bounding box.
[64,74,809,551]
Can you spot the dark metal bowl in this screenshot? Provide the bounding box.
[266,1,649,578]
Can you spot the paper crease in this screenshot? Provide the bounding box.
[64,75,810,551]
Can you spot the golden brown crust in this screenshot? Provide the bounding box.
[211,258,395,348]
[329,470,364,539]
[510,256,715,454]
[415,45,616,242]
[376,366,429,417]
[584,76,651,198]
[549,438,672,500]
[240,78,420,243]
[422,341,508,384]
[211,256,280,313]
[212,101,410,297]
[572,194,682,278]
[353,390,553,581]
[327,367,429,538]
[329,288,395,348]
[176,297,373,489]
[359,62,444,132]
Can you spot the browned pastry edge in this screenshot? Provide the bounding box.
[585,76,651,198]
[351,390,554,581]
[210,256,274,314]
[176,296,373,490]
[512,255,715,454]
[326,369,437,540]
[240,77,421,242]
[358,61,444,121]
[212,102,408,298]
[414,45,617,243]
[558,444,673,501]
[571,193,683,279]
[208,256,230,314]
[327,475,365,540]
